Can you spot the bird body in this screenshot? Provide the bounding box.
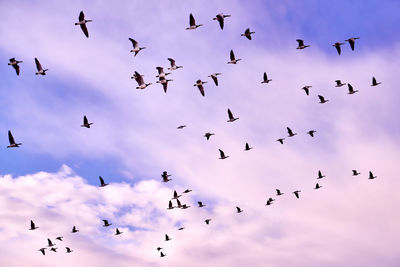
[47,238,55,247]
[352,170,360,176]
[99,176,109,187]
[198,201,206,207]
[368,171,377,179]
[165,234,171,241]
[204,132,215,140]
[371,77,381,86]
[72,226,79,233]
[287,127,297,137]
[318,95,329,103]
[277,138,285,144]
[307,130,316,137]
[156,77,173,93]
[347,84,358,94]
[162,171,172,182]
[244,142,253,151]
[276,189,284,196]
[132,71,152,89]
[172,190,181,199]
[177,125,186,129]
[236,206,243,213]
[29,220,38,230]
[167,58,183,70]
[115,228,123,235]
[102,220,112,227]
[314,183,322,189]
[293,190,301,199]
[335,80,346,87]
[66,247,73,253]
[39,248,46,255]
[205,219,212,224]
[317,170,325,179]
[302,86,311,95]
[332,42,344,55]
[183,189,192,193]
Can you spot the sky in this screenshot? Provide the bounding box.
[0,0,400,266]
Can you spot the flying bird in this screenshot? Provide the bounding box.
[181,204,190,209]
[227,50,241,64]
[314,183,322,189]
[129,38,146,56]
[213,13,231,29]
[371,77,381,86]
[8,58,23,75]
[205,219,212,225]
[99,176,109,187]
[261,72,272,83]
[241,28,255,40]
[194,79,207,96]
[287,127,297,137]
[208,73,221,86]
[81,115,93,128]
[178,227,185,230]
[39,248,46,255]
[335,80,346,87]
[102,220,112,227]
[352,170,360,176]
[165,234,171,241]
[244,142,253,151]
[72,226,79,233]
[332,42,344,55]
[183,189,192,193]
[156,247,163,251]
[35,58,48,75]
[368,171,377,179]
[307,130,316,137]
[198,201,206,207]
[302,86,312,95]
[265,197,275,206]
[236,206,243,213]
[296,39,310,49]
[318,95,329,103]
[160,251,166,257]
[204,132,215,140]
[167,58,183,70]
[132,71,152,89]
[115,228,123,235]
[167,200,174,210]
[177,125,187,130]
[162,171,172,182]
[347,84,358,94]
[155,67,171,79]
[218,149,229,159]
[55,237,63,241]
[317,170,325,179]
[176,199,182,208]
[186,13,203,30]
[172,190,181,199]
[50,247,58,253]
[345,37,360,51]
[47,238,55,247]
[75,11,92,38]
[156,77,173,93]
[7,130,22,148]
[66,247,73,253]
[227,109,239,122]
[29,220,38,230]
[276,189,284,196]
[277,138,285,144]
[293,190,301,199]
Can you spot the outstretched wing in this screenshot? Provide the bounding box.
[227,109,233,120]
[287,127,293,135]
[217,14,224,29]
[296,39,304,46]
[35,58,42,71]
[8,130,15,144]
[80,23,89,38]
[230,50,235,61]
[129,38,138,49]
[79,11,85,21]
[189,13,195,26]
[219,149,225,158]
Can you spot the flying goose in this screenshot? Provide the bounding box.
[241,28,255,40]
[219,149,229,159]
[39,248,46,255]
[129,38,146,56]
[194,79,207,96]
[165,234,171,241]
[183,189,192,193]
[177,125,187,130]
[276,189,284,196]
[155,67,171,79]
[35,58,48,75]
[261,72,272,83]
[99,176,109,187]
[72,226,79,233]
[227,109,239,122]
[8,58,23,75]
[213,13,231,29]
[115,228,123,235]
[156,247,163,251]
[181,204,190,209]
[205,219,212,225]
[293,190,301,199]
[186,13,203,30]
[296,39,310,49]
[265,197,275,206]
[50,247,58,253]
[167,200,174,210]
[81,115,93,128]
[352,170,360,176]
[167,58,183,70]
[347,83,358,94]
[198,201,206,207]
[368,171,377,179]
[302,86,312,95]
[66,247,73,253]
[236,206,243,213]
[176,199,182,208]
[29,220,38,230]
[318,95,329,103]
[178,227,185,230]
[307,130,316,137]
[7,130,21,148]
[227,50,241,64]
[102,220,112,227]
[156,77,173,93]
[335,80,346,87]
[332,42,344,55]
[277,138,285,144]
[208,73,221,86]
[244,142,253,151]
[287,127,297,137]
[172,190,181,199]
[55,237,63,241]
[204,132,215,140]
[75,11,92,38]
[161,171,172,182]
[345,37,360,51]
[317,170,325,179]
[314,183,322,189]
[371,77,381,86]
[160,252,166,257]
[132,71,152,89]
[47,238,55,247]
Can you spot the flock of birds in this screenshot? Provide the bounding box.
[6,10,382,258]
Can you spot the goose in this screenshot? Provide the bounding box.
[293,190,301,199]
[29,220,38,230]
[194,79,207,96]
[165,234,171,241]
[318,95,329,103]
[368,171,377,179]
[205,219,212,225]
[198,201,206,207]
[314,183,322,189]
[317,170,325,179]
[55,237,63,241]
[75,11,92,38]
[307,130,316,137]
[345,37,360,51]
[265,198,275,206]
[167,58,183,70]
[102,220,112,227]
[66,247,73,253]
[204,132,215,140]
[227,108,239,122]
[236,206,243,213]
[183,189,192,193]
[181,204,190,209]
[287,127,297,137]
[219,149,229,159]
[335,80,346,87]
[347,83,358,94]
[178,227,185,230]
[50,247,58,253]
[241,28,255,40]
[276,189,284,196]
[132,71,152,89]
[156,77,173,93]
[7,130,22,148]
[35,58,48,75]
[176,199,182,208]
[277,138,285,144]
[302,86,311,95]
[213,13,231,29]
[332,42,344,55]
[172,190,181,200]
[186,13,203,30]
[261,72,272,83]
[156,247,163,251]
[371,77,381,86]
[227,50,241,64]
[39,248,46,255]
[8,58,23,75]
[161,171,172,182]
[167,200,174,210]
[244,142,253,151]
[208,73,221,86]
[177,125,186,129]
[81,115,93,128]
[352,170,360,176]
[129,38,146,56]
[160,252,166,257]
[47,238,55,247]
[99,176,109,187]
[155,67,171,79]
[115,228,123,235]
[72,226,79,233]
[296,39,310,49]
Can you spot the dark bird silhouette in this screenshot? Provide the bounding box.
[160,251,166,257]
[102,220,112,227]
[186,13,203,30]
[167,58,183,70]
[165,234,171,241]
[352,170,360,176]
[265,197,275,206]
[194,79,207,96]
[176,199,182,208]
[314,183,322,189]
[317,170,325,179]
[39,248,46,255]
[208,73,221,86]
[287,127,297,137]
[75,11,92,38]
[29,220,38,230]
[8,58,23,75]
[198,201,206,207]
[7,130,22,148]
[167,200,174,210]
[296,39,310,49]
[181,204,190,209]
[335,80,346,87]
[204,132,215,140]
[99,176,109,187]
[332,42,344,55]
[293,190,301,199]
[72,226,79,233]
[161,171,172,182]
[129,38,146,56]
[261,72,272,84]
[156,77,173,93]
[302,86,311,95]
[228,49,241,64]
[345,37,360,51]
[115,228,123,235]
[368,171,377,179]
[132,71,152,89]
[347,84,358,94]
[172,190,181,199]
[178,227,185,230]
[205,219,212,224]
[236,206,243,213]
[66,247,73,253]
[244,142,253,151]
[35,58,48,75]
[183,189,192,193]
[276,189,284,196]
[218,149,229,159]
[177,125,186,129]
[307,130,316,137]
[318,95,329,103]
[47,238,55,247]
[81,115,93,128]
[371,77,381,86]
[156,247,163,251]
[241,28,255,40]
[155,67,171,79]
[55,237,63,241]
[50,247,58,253]
[227,109,239,122]
[277,138,285,144]
[213,13,231,29]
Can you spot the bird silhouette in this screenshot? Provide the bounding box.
[236,206,243,213]
[244,142,253,151]
[34,58,48,75]
[186,13,203,30]
[296,39,310,49]
[102,220,112,227]
[81,115,93,128]
[317,170,325,179]
[129,38,146,56]
[293,190,301,199]
[99,176,109,187]
[352,170,360,176]
[8,58,23,75]
[227,109,239,122]
[115,228,123,235]
[72,226,79,233]
[218,149,229,159]
[75,11,92,38]
[371,77,381,86]
[213,13,231,29]
[66,247,73,253]
[241,28,255,40]
[345,37,360,51]
[29,220,38,230]
[227,50,241,64]
[318,95,329,103]
[287,127,297,137]
[368,171,377,179]
[261,72,272,83]
[7,130,22,148]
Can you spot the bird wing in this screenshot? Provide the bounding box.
[336,45,341,55]
[372,77,376,85]
[31,220,35,228]
[263,72,268,81]
[134,71,144,85]
[129,38,138,48]
[189,13,195,26]
[83,116,88,125]
[217,14,224,29]
[99,176,105,185]
[219,149,225,158]
[245,143,249,150]
[35,58,42,71]
[348,84,353,91]
[80,23,89,38]
[8,130,15,144]
[47,238,52,246]
[156,67,164,74]
[227,109,233,120]
[211,75,218,86]
[318,95,325,102]
[198,85,205,96]
[13,64,20,75]
[167,58,176,67]
[236,206,241,212]
[287,127,293,135]
[230,50,235,61]
[162,82,168,93]
[79,11,85,21]
[296,39,304,46]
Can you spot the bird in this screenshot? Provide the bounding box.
[167,200,174,210]
[293,190,301,199]
[335,80,346,87]
[29,220,38,230]
[167,58,183,70]
[66,247,73,253]
[318,95,329,103]
[241,28,255,40]
[177,125,187,129]
[213,13,231,29]
[194,80,207,96]
[81,115,93,128]
[368,171,377,179]
[205,219,212,225]
[55,237,63,241]
[47,238,55,247]
[198,201,206,207]
[277,138,285,144]
[99,176,109,187]
[345,37,360,51]
[102,220,112,227]
[371,77,381,86]
[296,39,310,49]
[227,109,239,122]
[276,189,284,196]
[156,247,163,251]
[178,227,185,230]
[75,11,92,38]
[50,247,58,253]
[8,58,23,75]
[317,170,325,179]
[132,71,152,89]
[218,149,229,159]
[332,42,344,55]
[265,197,275,206]
[208,73,221,86]
[347,84,358,94]
[204,132,215,140]
[287,127,297,137]
[183,189,192,193]
[244,142,253,151]
[129,38,146,56]
[227,50,241,64]
[161,171,172,182]
[71,226,79,233]
[307,130,316,137]
[261,72,272,83]
[156,77,173,93]
[165,234,171,241]
[181,204,190,209]
[39,248,46,255]
[302,86,312,95]
[34,58,48,75]
[352,170,360,176]
[160,252,166,257]
[115,228,123,235]
[172,190,181,199]
[7,130,22,148]
[176,199,182,208]
[155,67,171,79]
[314,183,322,189]
[236,206,243,213]
[186,13,203,30]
